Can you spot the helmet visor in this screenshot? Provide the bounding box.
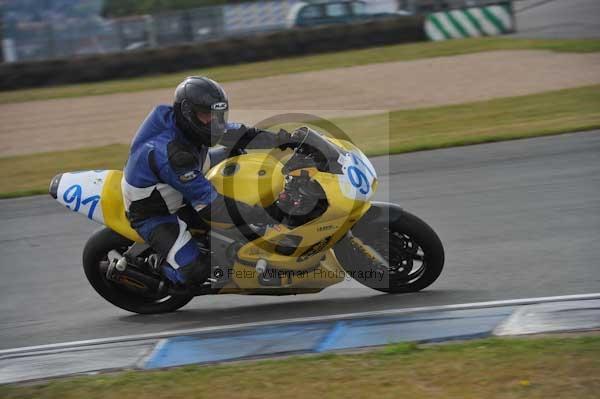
[210,109,229,146]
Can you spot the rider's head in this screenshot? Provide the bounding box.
[173,76,229,147]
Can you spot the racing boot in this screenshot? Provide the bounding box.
[161,257,211,294]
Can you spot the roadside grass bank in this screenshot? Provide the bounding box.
[337,84,600,156]
[1,336,599,399]
[1,38,599,104]
[0,144,127,199]
[1,85,598,199]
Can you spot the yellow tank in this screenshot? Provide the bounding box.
[205,152,285,207]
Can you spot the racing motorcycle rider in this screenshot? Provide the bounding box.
[122,76,294,288]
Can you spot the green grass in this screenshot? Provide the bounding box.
[1,37,600,104]
[1,85,599,199]
[1,336,599,399]
[0,144,129,198]
[340,84,600,156]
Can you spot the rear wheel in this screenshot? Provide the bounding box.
[335,207,444,293]
[83,228,194,314]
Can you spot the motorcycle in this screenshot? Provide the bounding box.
[49,127,444,314]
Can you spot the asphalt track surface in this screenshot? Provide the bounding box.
[1,131,599,350]
[514,0,600,39]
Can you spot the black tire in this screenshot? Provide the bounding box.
[335,206,444,293]
[83,228,194,314]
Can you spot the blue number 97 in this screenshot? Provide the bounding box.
[347,166,369,195]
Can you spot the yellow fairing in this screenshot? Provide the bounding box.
[96,135,376,295]
[206,153,285,207]
[225,160,373,291]
[219,250,346,294]
[101,170,143,243]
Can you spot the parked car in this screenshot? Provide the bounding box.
[286,0,410,28]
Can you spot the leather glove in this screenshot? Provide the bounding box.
[274,129,294,150]
[223,126,292,151]
[277,128,303,151]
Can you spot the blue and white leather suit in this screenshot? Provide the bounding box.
[121,105,289,283]
[122,105,256,284]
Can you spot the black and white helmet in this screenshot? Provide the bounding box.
[174,76,229,147]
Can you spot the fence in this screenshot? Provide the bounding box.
[398,0,513,13]
[2,0,298,63]
[0,16,426,90]
[2,0,510,63]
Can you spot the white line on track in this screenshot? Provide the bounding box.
[1,293,598,356]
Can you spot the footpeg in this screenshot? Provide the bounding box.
[115,257,128,272]
[255,259,283,287]
[256,258,267,274]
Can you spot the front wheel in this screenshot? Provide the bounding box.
[334,204,444,293]
[83,228,194,314]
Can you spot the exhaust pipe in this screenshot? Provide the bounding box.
[106,251,166,296]
[49,173,62,199]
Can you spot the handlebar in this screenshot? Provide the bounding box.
[282,127,344,174]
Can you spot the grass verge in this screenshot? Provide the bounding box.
[0,144,128,199]
[340,84,600,156]
[1,336,599,398]
[2,85,599,198]
[1,37,599,104]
